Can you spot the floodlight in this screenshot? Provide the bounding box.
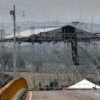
[10,10,14,15]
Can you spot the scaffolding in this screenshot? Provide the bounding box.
[0,29,5,86]
[27,23,100,90]
[16,26,21,77]
[1,22,100,90]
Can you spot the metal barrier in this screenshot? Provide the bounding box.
[0,77,28,100]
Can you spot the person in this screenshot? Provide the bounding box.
[46,85,49,91]
[39,82,41,87]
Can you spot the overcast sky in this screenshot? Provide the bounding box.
[0,0,100,22]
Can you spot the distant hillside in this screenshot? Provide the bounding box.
[0,6,67,22]
[0,6,44,22]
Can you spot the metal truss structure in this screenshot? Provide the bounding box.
[28,23,100,90]
[0,29,5,86]
[28,40,100,90]
[1,22,100,90]
[16,26,21,77]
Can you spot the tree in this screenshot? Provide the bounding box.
[7,57,26,71]
[7,58,13,71]
[0,73,13,86]
[94,56,100,69]
[0,53,26,71]
[18,58,26,69]
[0,53,13,71]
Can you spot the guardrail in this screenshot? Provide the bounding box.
[0,77,28,100]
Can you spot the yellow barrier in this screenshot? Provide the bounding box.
[62,87,67,90]
[0,77,28,100]
[43,88,46,91]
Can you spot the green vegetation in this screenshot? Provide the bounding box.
[4,73,13,84]
[0,73,13,85]
[87,78,100,85]
[0,52,26,71]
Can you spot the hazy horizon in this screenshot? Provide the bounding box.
[0,0,100,23]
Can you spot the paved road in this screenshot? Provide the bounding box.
[22,90,100,100]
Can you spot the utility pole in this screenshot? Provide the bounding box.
[10,5,16,79]
[10,5,25,79]
[13,5,16,79]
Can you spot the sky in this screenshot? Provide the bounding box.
[0,0,100,23]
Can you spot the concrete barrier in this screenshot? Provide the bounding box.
[12,88,27,100]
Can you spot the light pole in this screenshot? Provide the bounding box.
[10,5,25,79]
[10,5,16,79]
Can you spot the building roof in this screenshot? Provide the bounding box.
[3,25,100,42]
[4,26,61,39]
